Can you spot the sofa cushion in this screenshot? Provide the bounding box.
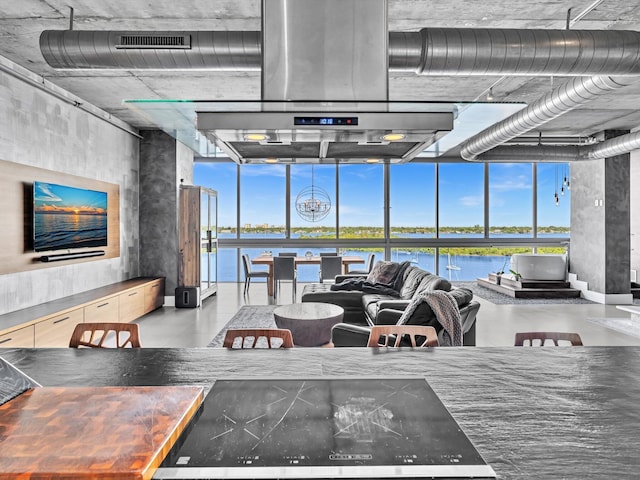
[397,266,430,299]
[362,293,398,323]
[448,286,473,307]
[301,284,369,326]
[411,273,452,298]
[366,261,401,284]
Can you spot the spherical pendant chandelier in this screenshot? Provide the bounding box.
[295,165,331,222]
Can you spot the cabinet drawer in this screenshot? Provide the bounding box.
[119,287,145,323]
[144,279,165,313]
[35,309,84,348]
[0,325,35,348]
[84,296,120,323]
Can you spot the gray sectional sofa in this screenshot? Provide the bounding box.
[301,261,480,346]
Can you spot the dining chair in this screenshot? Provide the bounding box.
[319,252,338,256]
[241,253,270,295]
[347,252,376,274]
[69,322,142,348]
[273,255,297,302]
[319,255,343,283]
[367,325,439,347]
[223,328,294,348]
[278,252,297,257]
[514,331,583,346]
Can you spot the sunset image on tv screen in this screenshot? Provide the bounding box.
[33,181,108,252]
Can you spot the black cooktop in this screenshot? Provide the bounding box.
[156,377,495,479]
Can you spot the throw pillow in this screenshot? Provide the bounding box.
[366,261,400,285]
[448,287,473,306]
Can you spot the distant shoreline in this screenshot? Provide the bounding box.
[215,227,569,256]
[219,226,570,235]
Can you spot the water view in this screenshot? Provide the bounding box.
[213,232,568,283]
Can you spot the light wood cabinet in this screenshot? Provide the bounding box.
[84,296,120,323]
[0,277,164,348]
[119,287,145,323]
[144,278,165,313]
[34,309,84,347]
[0,325,34,348]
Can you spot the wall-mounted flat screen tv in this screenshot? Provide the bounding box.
[33,181,108,252]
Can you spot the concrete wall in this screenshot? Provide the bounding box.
[604,152,631,293]
[571,159,606,290]
[0,61,139,315]
[570,131,630,297]
[139,130,193,297]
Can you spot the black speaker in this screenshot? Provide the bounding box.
[40,250,105,262]
[175,286,200,308]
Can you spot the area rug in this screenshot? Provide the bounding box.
[587,317,640,340]
[453,281,596,305]
[207,305,278,348]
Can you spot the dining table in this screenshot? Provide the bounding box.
[251,254,365,296]
[1,346,640,479]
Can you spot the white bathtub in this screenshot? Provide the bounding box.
[510,254,567,281]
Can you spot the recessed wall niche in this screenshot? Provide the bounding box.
[0,158,120,275]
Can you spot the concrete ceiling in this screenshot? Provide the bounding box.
[3,0,640,150]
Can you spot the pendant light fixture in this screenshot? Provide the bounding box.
[295,165,331,222]
[554,163,560,206]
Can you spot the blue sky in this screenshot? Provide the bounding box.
[34,181,107,215]
[194,162,570,228]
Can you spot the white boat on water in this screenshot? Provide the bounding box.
[446,253,461,271]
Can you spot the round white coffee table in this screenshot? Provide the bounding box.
[273,302,344,347]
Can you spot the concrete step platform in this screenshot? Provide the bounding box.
[477,277,582,299]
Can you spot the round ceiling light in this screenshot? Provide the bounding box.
[264,158,279,163]
[382,133,405,142]
[245,133,268,141]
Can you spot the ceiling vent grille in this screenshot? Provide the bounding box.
[115,34,191,49]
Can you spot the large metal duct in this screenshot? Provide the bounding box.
[460,75,639,161]
[398,28,640,75]
[472,131,640,162]
[584,130,640,159]
[41,28,640,75]
[40,30,262,70]
[475,145,582,162]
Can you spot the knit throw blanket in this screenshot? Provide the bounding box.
[398,290,463,346]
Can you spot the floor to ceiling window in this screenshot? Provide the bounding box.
[390,163,436,238]
[438,163,484,238]
[194,160,570,281]
[537,163,571,236]
[489,163,533,237]
[240,164,286,238]
[338,163,384,239]
[194,162,238,282]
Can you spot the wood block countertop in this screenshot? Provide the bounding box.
[0,385,203,479]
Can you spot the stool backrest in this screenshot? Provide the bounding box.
[69,322,141,348]
[514,331,583,346]
[367,325,439,348]
[223,328,294,348]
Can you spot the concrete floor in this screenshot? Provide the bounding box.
[135,282,640,348]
